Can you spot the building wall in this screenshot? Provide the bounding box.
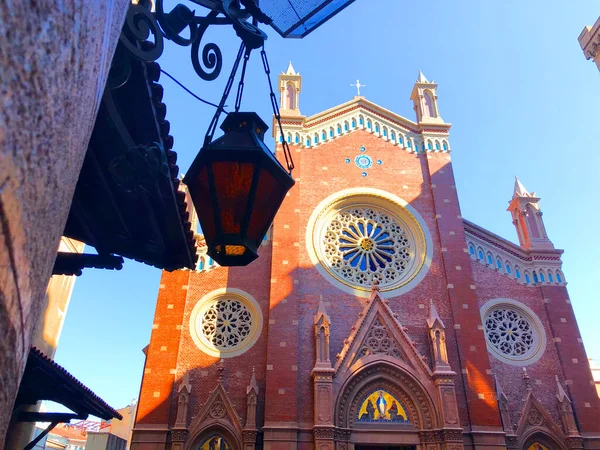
[0,1,129,446]
[579,17,600,71]
[133,94,599,450]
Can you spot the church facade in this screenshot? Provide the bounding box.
[131,66,600,450]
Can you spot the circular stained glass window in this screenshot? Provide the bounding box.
[190,289,263,358]
[481,300,546,366]
[307,189,431,297]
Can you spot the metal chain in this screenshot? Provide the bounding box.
[234,47,252,112]
[260,44,294,174]
[204,42,246,146]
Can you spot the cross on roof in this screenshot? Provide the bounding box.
[351,79,365,96]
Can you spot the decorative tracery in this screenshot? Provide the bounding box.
[484,307,535,357]
[356,317,403,360]
[323,206,413,288]
[201,299,253,350]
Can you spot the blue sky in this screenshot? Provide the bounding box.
[54,0,600,414]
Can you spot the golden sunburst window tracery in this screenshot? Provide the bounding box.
[199,434,232,450]
[527,443,548,450]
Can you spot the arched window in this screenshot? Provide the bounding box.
[424,90,435,117]
[399,136,404,144]
[443,142,448,151]
[478,250,484,260]
[496,258,502,269]
[435,141,440,151]
[337,125,341,134]
[516,269,521,279]
[279,134,283,142]
[322,131,326,141]
[295,133,299,144]
[525,273,531,283]
[344,122,349,131]
[548,272,553,282]
[375,124,380,133]
[208,257,214,266]
[352,119,356,128]
[285,83,296,110]
[539,272,545,282]
[407,140,412,148]
[390,131,395,141]
[287,134,291,143]
[383,127,387,137]
[198,257,205,271]
[487,254,493,264]
[533,271,539,283]
[506,263,512,274]
[359,116,364,125]
[314,134,319,144]
[556,272,562,283]
[367,120,372,129]
[427,141,432,150]
[329,128,334,138]
[469,245,475,255]
[306,138,310,146]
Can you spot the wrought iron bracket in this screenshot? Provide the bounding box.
[119,0,268,83]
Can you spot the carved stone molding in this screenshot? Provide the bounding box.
[505,434,518,449]
[566,437,584,450]
[242,430,258,443]
[334,428,351,441]
[171,429,189,442]
[313,427,336,440]
[419,430,441,443]
[441,429,463,442]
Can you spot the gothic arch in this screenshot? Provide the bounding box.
[519,429,567,450]
[185,423,243,450]
[334,360,439,431]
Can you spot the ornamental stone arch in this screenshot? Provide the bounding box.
[334,360,441,434]
[185,423,243,450]
[519,429,567,450]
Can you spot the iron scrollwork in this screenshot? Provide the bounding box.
[119,0,269,82]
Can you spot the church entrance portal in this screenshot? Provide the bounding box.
[355,446,416,450]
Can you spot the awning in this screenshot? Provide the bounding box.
[15,347,122,422]
[62,46,198,273]
[259,0,357,38]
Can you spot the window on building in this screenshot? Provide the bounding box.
[525,273,531,283]
[337,125,341,134]
[314,135,318,144]
[497,259,502,269]
[322,132,326,140]
[345,123,349,131]
[352,119,356,128]
[548,272,553,282]
[469,245,475,255]
[359,117,364,125]
[487,254,493,264]
[478,250,484,260]
[306,138,310,146]
[375,124,379,133]
[390,131,395,140]
[506,264,512,274]
[295,134,299,144]
[427,142,432,150]
[556,272,562,283]
[367,120,372,129]
[399,136,404,144]
[329,129,333,138]
[435,142,440,150]
[443,142,448,151]
[287,134,291,143]
[516,269,521,279]
[540,272,545,282]
[383,128,387,136]
[407,140,412,148]
[533,272,538,283]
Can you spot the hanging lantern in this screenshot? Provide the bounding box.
[184,112,294,266]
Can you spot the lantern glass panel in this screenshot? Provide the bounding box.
[212,161,255,234]
[246,167,286,242]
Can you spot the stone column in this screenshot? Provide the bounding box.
[0,0,129,445]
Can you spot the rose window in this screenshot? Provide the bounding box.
[190,289,262,358]
[482,303,545,365]
[323,207,413,288]
[200,299,252,350]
